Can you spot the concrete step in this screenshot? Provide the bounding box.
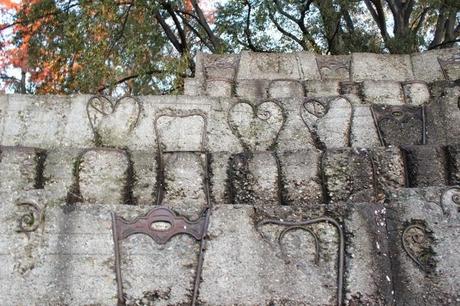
[1,145,459,206]
[0,187,458,305]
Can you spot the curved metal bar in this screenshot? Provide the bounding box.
[227,100,286,150]
[401,223,429,271]
[16,201,44,233]
[256,216,345,306]
[87,95,142,142]
[278,225,320,265]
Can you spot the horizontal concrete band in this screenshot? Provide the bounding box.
[1,145,459,209]
[0,187,458,305]
[1,81,459,152]
[186,48,460,97]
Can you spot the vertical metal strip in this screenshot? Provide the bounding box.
[111,212,125,305]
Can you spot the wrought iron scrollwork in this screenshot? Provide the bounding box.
[401,222,434,272]
[256,216,344,306]
[16,201,44,233]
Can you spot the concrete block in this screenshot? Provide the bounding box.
[344,203,393,304]
[78,149,130,204]
[362,80,404,105]
[2,95,72,148]
[64,95,96,148]
[339,81,364,105]
[352,53,414,81]
[276,98,316,152]
[87,96,142,148]
[322,148,375,203]
[43,148,83,204]
[441,84,460,143]
[0,95,7,144]
[0,146,43,193]
[447,144,460,185]
[403,81,430,105]
[228,152,280,205]
[209,152,231,204]
[350,106,380,148]
[386,188,460,305]
[130,151,157,205]
[162,152,207,219]
[297,52,322,80]
[372,146,406,192]
[208,102,243,153]
[411,48,459,82]
[305,80,340,97]
[268,80,304,98]
[300,97,352,149]
[199,205,341,305]
[371,104,424,146]
[205,79,233,97]
[183,78,203,96]
[227,100,284,151]
[155,109,206,152]
[279,150,323,205]
[437,50,460,81]
[316,55,351,80]
[402,145,448,187]
[0,204,199,305]
[201,53,238,81]
[237,51,302,80]
[235,79,269,99]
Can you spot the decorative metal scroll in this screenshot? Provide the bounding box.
[300,96,353,150]
[371,104,426,146]
[401,222,434,272]
[111,207,210,306]
[112,110,211,305]
[16,200,44,233]
[87,95,142,145]
[227,100,285,151]
[256,217,344,306]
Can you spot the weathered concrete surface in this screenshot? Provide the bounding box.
[43,148,83,205]
[371,104,424,146]
[322,147,406,203]
[0,146,43,192]
[279,149,323,205]
[351,53,414,81]
[402,145,448,187]
[386,187,460,306]
[268,80,304,99]
[0,201,199,306]
[228,152,280,205]
[322,148,376,203]
[300,97,352,149]
[362,81,404,105]
[131,151,157,205]
[447,144,460,185]
[199,205,340,305]
[162,152,207,219]
[411,48,459,82]
[78,149,130,204]
[350,106,380,148]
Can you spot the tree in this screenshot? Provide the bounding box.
[0,0,459,95]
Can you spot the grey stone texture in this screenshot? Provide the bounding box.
[402,145,448,187]
[1,48,460,305]
[78,149,130,204]
[386,187,460,305]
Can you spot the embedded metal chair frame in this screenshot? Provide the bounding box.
[111,111,211,306]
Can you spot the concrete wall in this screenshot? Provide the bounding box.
[0,47,459,305]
